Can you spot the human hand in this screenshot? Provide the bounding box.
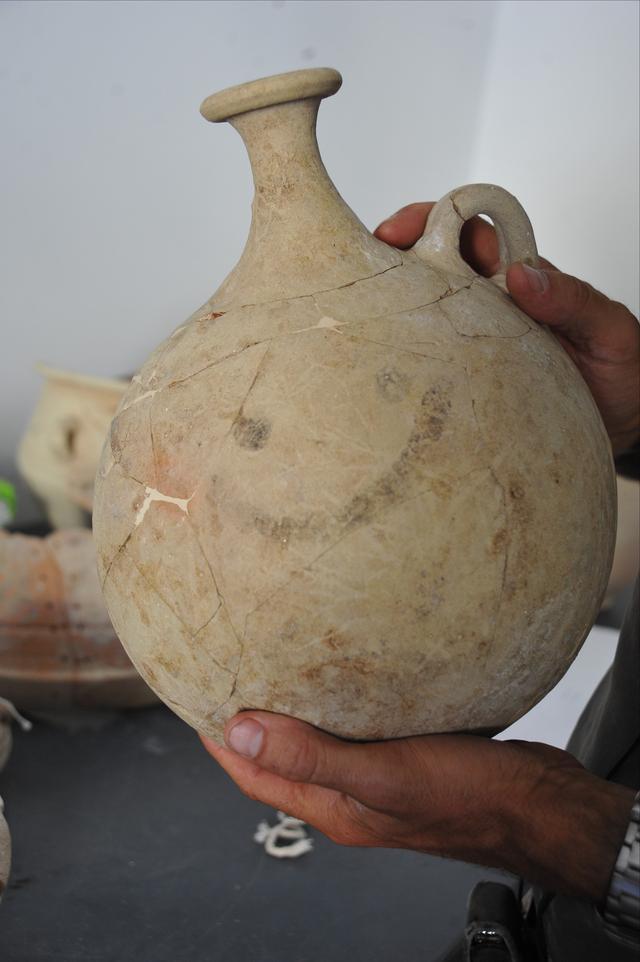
[201,712,634,903]
[375,203,640,456]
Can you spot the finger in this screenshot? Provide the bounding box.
[374,203,505,277]
[506,263,639,360]
[461,224,555,276]
[222,712,364,794]
[220,710,418,812]
[200,732,352,836]
[374,202,434,249]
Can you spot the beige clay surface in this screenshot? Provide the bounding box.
[93,69,616,741]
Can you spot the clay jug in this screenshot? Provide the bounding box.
[93,68,615,741]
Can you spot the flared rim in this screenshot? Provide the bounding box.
[200,67,342,123]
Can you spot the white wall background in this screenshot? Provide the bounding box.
[1,0,638,522]
[471,0,639,318]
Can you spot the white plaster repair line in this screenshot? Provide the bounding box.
[135,486,194,526]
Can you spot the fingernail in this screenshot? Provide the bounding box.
[226,718,264,758]
[521,263,550,294]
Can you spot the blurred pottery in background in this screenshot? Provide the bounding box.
[18,365,127,529]
[0,796,9,902]
[0,699,31,902]
[0,705,14,898]
[0,725,9,773]
[0,528,155,711]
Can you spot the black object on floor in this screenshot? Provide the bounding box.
[0,705,506,962]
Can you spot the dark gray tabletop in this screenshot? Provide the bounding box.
[0,704,506,962]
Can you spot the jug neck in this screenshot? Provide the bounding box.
[232,98,331,209]
[208,94,401,308]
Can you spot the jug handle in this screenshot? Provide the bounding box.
[412,184,540,286]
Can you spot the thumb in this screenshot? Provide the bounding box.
[224,711,383,798]
[506,262,636,358]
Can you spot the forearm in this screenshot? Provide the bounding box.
[504,766,635,902]
[207,708,638,911]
